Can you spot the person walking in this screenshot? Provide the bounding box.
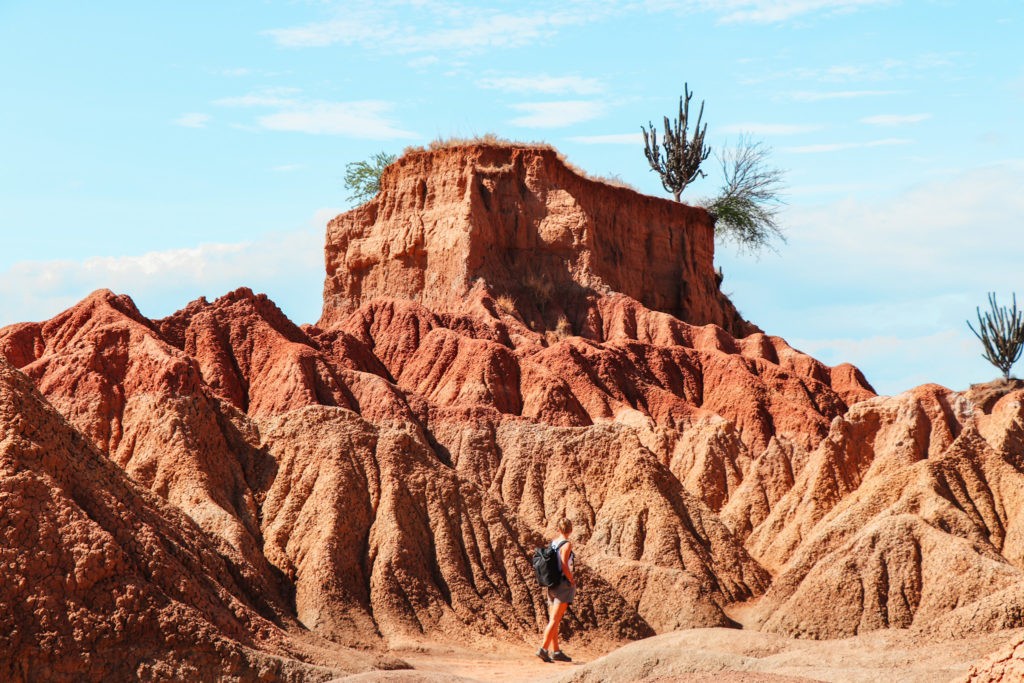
[537,517,575,663]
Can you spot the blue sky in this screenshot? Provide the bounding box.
[2,0,1022,395]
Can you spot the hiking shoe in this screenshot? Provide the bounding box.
[552,650,572,662]
[536,648,552,663]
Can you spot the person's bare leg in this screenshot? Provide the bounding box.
[542,602,568,651]
[540,600,553,652]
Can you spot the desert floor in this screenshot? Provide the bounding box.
[330,625,1023,682]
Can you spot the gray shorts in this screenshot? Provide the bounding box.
[547,580,576,605]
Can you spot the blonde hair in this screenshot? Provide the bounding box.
[555,517,573,535]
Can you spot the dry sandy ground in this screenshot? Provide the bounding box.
[328,627,1024,683]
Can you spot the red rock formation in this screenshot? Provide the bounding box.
[0,289,292,620]
[3,142,1024,680]
[320,144,752,336]
[0,360,380,681]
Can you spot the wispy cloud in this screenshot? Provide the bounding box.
[718,163,1024,394]
[263,1,897,58]
[744,54,956,86]
[718,122,823,135]
[790,89,900,101]
[783,138,911,153]
[264,5,595,53]
[258,101,418,138]
[478,74,605,95]
[860,113,931,126]
[569,133,643,144]
[215,89,417,139]
[509,101,605,128]
[783,163,1024,281]
[408,55,440,69]
[173,113,211,128]
[0,210,338,327]
[213,91,299,108]
[709,0,894,24]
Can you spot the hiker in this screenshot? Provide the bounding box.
[537,517,575,663]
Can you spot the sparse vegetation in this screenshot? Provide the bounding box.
[543,315,574,345]
[554,315,573,339]
[402,135,638,192]
[523,270,555,312]
[403,133,548,155]
[344,151,397,203]
[968,292,1024,380]
[641,83,711,201]
[703,136,786,253]
[494,294,518,317]
[591,173,639,191]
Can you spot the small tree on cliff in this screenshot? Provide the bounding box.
[704,136,786,253]
[968,292,1024,380]
[641,83,710,201]
[344,151,397,203]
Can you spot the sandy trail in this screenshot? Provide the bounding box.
[349,626,1024,683]
[385,640,603,682]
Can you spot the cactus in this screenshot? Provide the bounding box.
[641,84,711,201]
[967,292,1024,380]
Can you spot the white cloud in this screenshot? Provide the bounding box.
[408,55,440,69]
[258,101,418,138]
[214,93,297,108]
[781,163,1024,286]
[173,113,211,128]
[569,133,644,144]
[719,162,1024,395]
[509,101,605,128]
[219,67,251,77]
[214,89,417,139]
[0,210,340,328]
[264,5,593,53]
[708,0,894,24]
[718,122,823,135]
[791,89,900,101]
[478,75,605,95]
[860,113,932,126]
[783,137,911,153]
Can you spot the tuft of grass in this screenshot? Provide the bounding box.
[494,294,518,316]
[401,135,645,194]
[523,271,555,310]
[403,133,554,156]
[554,315,573,338]
[544,315,574,345]
[588,173,640,191]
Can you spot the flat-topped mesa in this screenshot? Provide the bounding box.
[320,143,752,335]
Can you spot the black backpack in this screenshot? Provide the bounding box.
[532,540,567,587]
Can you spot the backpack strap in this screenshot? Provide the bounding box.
[553,539,568,551]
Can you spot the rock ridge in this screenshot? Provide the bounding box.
[2,142,1023,679]
[320,144,752,336]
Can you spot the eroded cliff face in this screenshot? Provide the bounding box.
[2,142,1023,679]
[320,144,751,336]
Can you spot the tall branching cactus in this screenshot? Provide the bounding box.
[641,84,710,201]
[967,292,1024,380]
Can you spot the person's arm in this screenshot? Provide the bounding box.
[560,542,574,584]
